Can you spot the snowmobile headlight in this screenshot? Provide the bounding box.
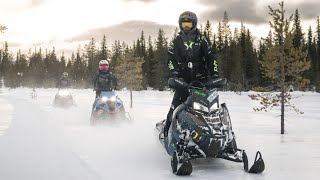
[110,96,116,102]
[101,96,116,102]
[193,102,208,112]
[101,97,108,102]
[58,90,70,96]
[209,102,219,112]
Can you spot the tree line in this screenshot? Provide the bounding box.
[1,7,320,92]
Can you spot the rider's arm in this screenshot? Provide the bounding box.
[201,36,219,77]
[93,72,99,90]
[112,74,118,90]
[168,38,180,77]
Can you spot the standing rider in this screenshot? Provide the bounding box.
[164,11,219,136]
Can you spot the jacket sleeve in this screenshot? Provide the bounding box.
[93,72,99,89]
[201,36,219,77]
[112,74,118,90]
[167,38,180,75]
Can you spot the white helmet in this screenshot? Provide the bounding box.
[99,60,110,71]
[99,60,109,66]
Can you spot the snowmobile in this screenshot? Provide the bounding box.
[30,88,38,100]
[156,78,265,175]
[53,89,75,108]
[90,91,131,125]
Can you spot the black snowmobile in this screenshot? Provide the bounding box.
[156,78,265,175]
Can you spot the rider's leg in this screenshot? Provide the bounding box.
[164,89,188,137]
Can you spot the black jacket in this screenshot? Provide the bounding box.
[93,70,117,91]
[168,29,218,83]
[56,77,70,88]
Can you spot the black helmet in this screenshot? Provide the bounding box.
[179,11,198,32]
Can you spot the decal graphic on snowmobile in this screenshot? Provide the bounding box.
[156,78,265,175]
[90,91,131,125]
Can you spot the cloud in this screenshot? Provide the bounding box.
[287,2,320,20]
[197,0,320,25]
[197,0,267,24]
[66,21,177,45]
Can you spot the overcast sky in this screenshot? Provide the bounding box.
[0,0,319,56]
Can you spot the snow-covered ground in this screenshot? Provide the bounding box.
[0,88,319,180]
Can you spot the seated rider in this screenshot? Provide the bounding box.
[93,60,117,98]
[56,72,70,89]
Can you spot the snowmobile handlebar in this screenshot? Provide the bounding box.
[168,78,227,90]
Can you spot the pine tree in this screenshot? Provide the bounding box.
[140,31,146,56]
[100,35,109,60]
[14,50,29,86]
[110,40,122,72]
[43,48,60,87]
[146,36,155,87]
[151,29,169,90]
[229,30,243,90]
[292,9,304,49]
[170,27,179,47]
[316,16,320,89]
[221,12,232,80]
[204,20,213,45]
[0,24,6,76]
[58,53,67,77]
[114,50,144,90]
[72,48,87,88]
[222,11,231,47]
[0,42,10,77]
[217,21,223,52]
[85,38,98,84]
[250,1,311,134]
[306,26,317,83]
[244,29,259,89]
[139,31,148,89]
[28,48,46,87]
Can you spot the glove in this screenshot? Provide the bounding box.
[211,74,219,80]
[171,71,179,78]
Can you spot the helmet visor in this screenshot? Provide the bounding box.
[99,65,109,70]
[181,22,193,30]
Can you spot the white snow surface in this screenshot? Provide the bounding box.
[0,88,319,180]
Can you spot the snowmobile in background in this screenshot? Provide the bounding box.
[53,89,75,108]
[156,78,265,175]
[30,88,38,100]
[90,91,131,125]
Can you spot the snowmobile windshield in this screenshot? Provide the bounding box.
[100,91,116,98]
[57,89,70,96]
